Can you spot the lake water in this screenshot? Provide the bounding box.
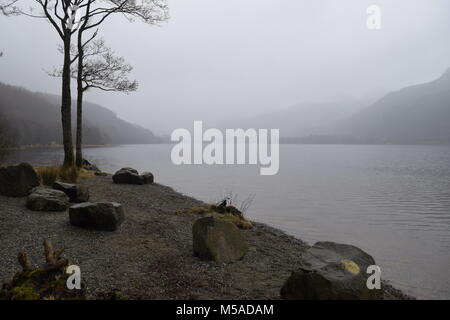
[7,144,450,299]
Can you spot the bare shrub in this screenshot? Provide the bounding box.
[217,190,256,216]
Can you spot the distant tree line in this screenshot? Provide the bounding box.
[0,82,162,148]
[0,111,14,163]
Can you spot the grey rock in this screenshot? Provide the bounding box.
[120,167,139,174]
[26,188,70,212]
[141,172,154,184]
[82,159,100,172]
[193,216,248,263]
[69,202,125,231]
[112,168,144,185]
[280,241,383,300]
[0,163,40,197]
[53,181,89,203]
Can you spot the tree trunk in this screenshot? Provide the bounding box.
[75,31,84,169]
[62,33,74,168]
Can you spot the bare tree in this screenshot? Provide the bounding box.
[51,39,138,166]
[77,40,138,165]
[14,0,169,168]
[71,0,167,167]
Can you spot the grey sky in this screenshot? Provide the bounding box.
[1,0,450,134]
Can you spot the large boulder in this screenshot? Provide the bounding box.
[280,241,383,300]
[0,163,40,197]
[112,168,144,185]
[26,188,70,212]
[192,216,248,263]
[53,181,89,203]
[69,202,125,231]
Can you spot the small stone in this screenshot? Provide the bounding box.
[53,181,90,203]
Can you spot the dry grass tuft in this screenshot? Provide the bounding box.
[34,166,95,186]
[186,205,253,230]
[35,166,60,186]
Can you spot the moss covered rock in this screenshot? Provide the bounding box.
[0,241,86,300]
[187,205,253,230]
[280,241,383,300]
[193,216,248,263]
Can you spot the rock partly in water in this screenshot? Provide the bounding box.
[0,163,40,197]
[69,202,125,231]
[141,172,154,184]
[82,158,100,172]
[112,168,144,185]
[26,188,70,212]
[280,241,383,300]
[0,240,86,300]
[53,181,90,203]
[192,216,248,263]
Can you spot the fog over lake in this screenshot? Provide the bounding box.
[1,0,450,134]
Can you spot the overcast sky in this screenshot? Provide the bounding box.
[1,0,450,134]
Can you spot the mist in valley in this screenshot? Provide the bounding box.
[1,0,450,140]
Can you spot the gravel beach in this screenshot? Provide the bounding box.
[0,175,409,299]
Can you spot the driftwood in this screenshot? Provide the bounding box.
[1,240,84,300]
[17,240,69,273]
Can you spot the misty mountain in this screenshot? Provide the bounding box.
[0,83,161,147]
[335,69,450,144]
[220,99,370,137]
[229,69,450,145]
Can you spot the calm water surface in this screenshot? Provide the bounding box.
[8,144,450,299]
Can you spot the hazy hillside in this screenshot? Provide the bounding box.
[0,83,162,147]
[336,69,450,144]
[233,69,450,145]
[219,99,371,137]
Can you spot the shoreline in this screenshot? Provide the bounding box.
[0,172,412,300]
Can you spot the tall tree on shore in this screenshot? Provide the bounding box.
[14,1,80,167]
[51,38,138,166]
[70,0,167,168]
[14,0,168,168]
[75,39,139,167]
